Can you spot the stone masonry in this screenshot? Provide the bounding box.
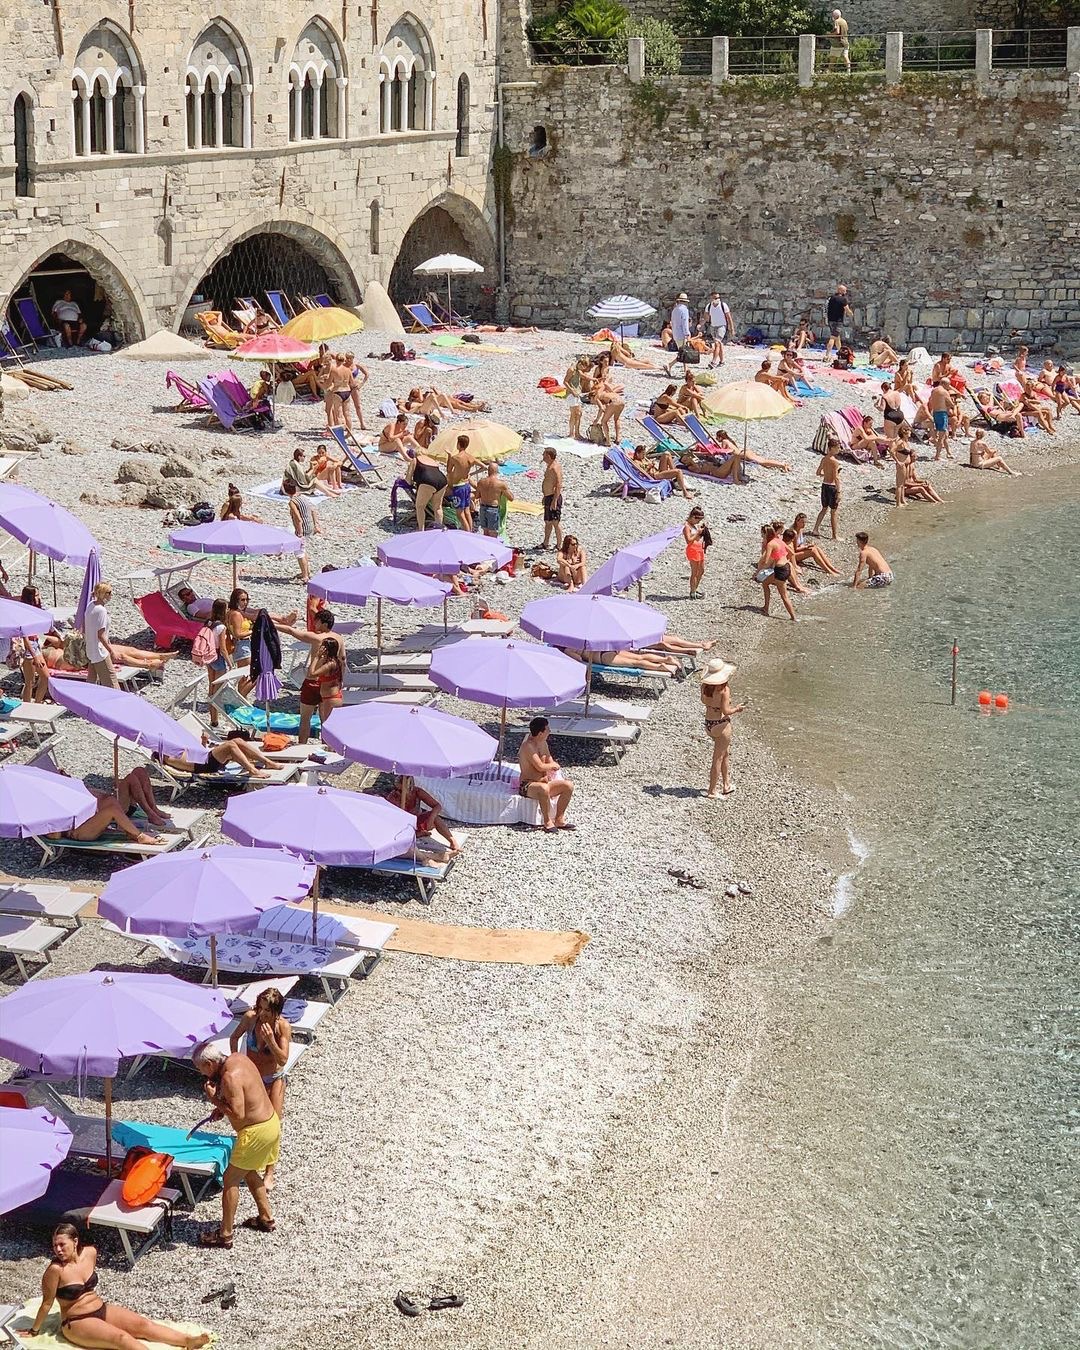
[499,61,1080,351]
[0,2,498,337]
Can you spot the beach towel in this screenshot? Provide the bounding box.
[542,437,607,459]
[248,480,341,502]
[113,1120,233,1181]
[12,1302,215,1349]
[793,378,829,399]
[427,354,481,369]
[498,460,528,476]
[506,500,543,516]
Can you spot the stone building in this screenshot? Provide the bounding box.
[0,2,499,339]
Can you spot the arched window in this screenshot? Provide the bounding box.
[379,16,435,135]
[186,21,251,150]
[455,75,470,157]
[70,21,145,157]
[288,19,347,142]
[13,94,32,196]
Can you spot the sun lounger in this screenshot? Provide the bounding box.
[132,590,202,650]
[533,694,651,723]
[386,618,516,654]
[49,663,145,691]
[14,298,60,350]
[164,370,210,412]
[4,1162,180,1266]
[640,415,688,452]
[682,413,734,454]
[0,1304,20,1345]
[197,375,262,432]
[254,904,397,962]
[264,291,294,326]
[366,832,466,904]
[403,302,448,333]
[0,700,67,741]
[0,721,29,756]
[0,913,68,980]
[1,317,32,357]
[128,930,370,1001]
[588,661,670,692]
[604,446,673,501]
[415,764,541,827]
[513,714,640,760]
[329,426,383,483]
[311,293,334,308]
[173,709,346,780]
[0,881,86,926]
[0,457,19,482]
[343,669,434,692]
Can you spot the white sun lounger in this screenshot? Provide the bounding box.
[414,766,542,827]
[509,715,640,760]
[92,724,300,798]
[0,913,68,981]
[255,903,397,961]
[50,664,146,691]
[365,831,468,904]
[0,701,67,741]
[343,669,434,692]
[390,618,515,653]
[0,722,29,754]
[536,695,652,723]
[0,881,87,926]
[339,687,433,707]
[86,1179,182,1265]
[0,1304,20,1346]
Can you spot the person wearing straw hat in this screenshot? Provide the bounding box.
[700,660,745,799]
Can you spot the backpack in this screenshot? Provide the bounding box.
[191,625,218,668]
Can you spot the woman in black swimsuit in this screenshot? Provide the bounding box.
[23,1223,210,1347]
[409,451,448,531]
[700,660,745,799]
[158,730,277,779]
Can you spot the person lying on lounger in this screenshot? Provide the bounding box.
[630,447,697,500]
[386,776,460,854]
[560,646,684,677]
[680,445,793,474]
[973,389,1026,438]
[156,730,279,779]
[44,791,158,846]
[608,337,660,370]
[176,586,213,620]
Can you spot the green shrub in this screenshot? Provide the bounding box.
[528,0,630,64]
[680,0,830,36]
[611,17,684,75]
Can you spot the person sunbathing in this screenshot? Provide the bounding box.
[23,1223,210,1348]
[243,308,277,336]
[157,730,278,779]
[43,789,158,846]
[400,386,478,415]
[310,442,346,492]
[563,645,683,677]
[1050,366,1080,416]
[387,775,461,853]
[676,372,707,418]
[176,586,213,620]
[652,633,717,654]
[869,336,899,368]
[220,485,261,522]
[755,358,796,402]
[678,449,745,483]
[968,429,1018,475]
[790,512,842,575]
[850,415,888,465]
[974,389,1025,437]
[413,412,439,448]
[777,349,805,383]
[1018,378,1057,432]
[631,446,696,500]
[378,413,420,457]
[899,442,944,503]
[42,643,176,675]
[608,337,660,370]
[648,385,690,427]
[682,443,792,473]
[790,316,815,352]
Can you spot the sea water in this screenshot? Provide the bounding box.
[721,463,1080,1348]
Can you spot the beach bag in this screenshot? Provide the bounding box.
[63,632,88,669]
[744,326,766,345]
[120,1148,172,1206]
[191,501,215,523]
[190,625,217,668]
[261,731,290,752]
[678,343,700,365]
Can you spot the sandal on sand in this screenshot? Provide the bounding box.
[394,1292,424,1318]
[241,1216,275,1234]
[199,1230,233,1249]
[667,868,691,880]
[429,1289,465,1311]
[201,1282,235,1305]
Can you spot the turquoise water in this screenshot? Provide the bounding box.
[725,466,1079,1348]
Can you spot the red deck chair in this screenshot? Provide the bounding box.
[134,591,202,649]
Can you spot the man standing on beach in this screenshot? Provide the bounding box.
[812,444,842,539]
[476,462,513,538]
[928,382,954,461]
[852,531,894,588]
[704,291,733,368]
[194,1043,280,1249]
[824,285,853,363]
[446,433,477,533]
[541,448,564,550]
[518,716,574,832]
[277,608,336,743]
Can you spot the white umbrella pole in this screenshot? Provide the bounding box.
[50,557,57,607]
[446,272,453,325]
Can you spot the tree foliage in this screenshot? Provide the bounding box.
[612,17,684,75]
[679,0,831,37]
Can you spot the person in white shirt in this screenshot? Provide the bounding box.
[50,290,87,347]
[703,292,734,368]
[83,582,119,688]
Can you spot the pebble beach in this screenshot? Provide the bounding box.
[1,326,1077,1349]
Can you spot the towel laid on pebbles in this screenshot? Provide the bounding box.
[12,1303,216,1348]
[248,480,350,502]
[543,437,607,459]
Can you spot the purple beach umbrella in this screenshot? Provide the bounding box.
[0,971,231,1170]
[48,678,204,788]
[0,596,58,639]
[377,529,512,576]
[321,703,496,778]
[308,565,451,684]
[98,845,316,984]
[428,638,586,755]
[252,626,282,705]
[222,785,415,939]
[0,484,97,567]
[580,526,682,598]
[0,1105,73,1214]
[73,547,101,633]
[0,763,97,838]
[169,520,302,589]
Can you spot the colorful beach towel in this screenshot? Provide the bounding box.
[113,1119,233,1181]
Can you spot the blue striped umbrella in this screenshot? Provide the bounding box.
[586,295,657,336]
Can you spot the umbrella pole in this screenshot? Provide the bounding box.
[209,932,219,988]
[499,703,506,763]
[50,557,57,607]
[112,738,120,795]
[447,273,453,325]
[583,661,593,716]
[376,598,383,690]
[311,864,321,946]
[636,579,643,603]
[104,1077,114,1175]
[231,557,238,591]
[443,596,449,636]
[28,549,34,584]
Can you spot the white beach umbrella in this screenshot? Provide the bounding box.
[586,295,657,338]
[413,254,484,322]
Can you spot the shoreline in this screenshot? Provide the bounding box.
[0,333,1077,1349]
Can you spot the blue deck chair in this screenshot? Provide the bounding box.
[0,322,26,363]
[682,412,743,454]
[198,376,263,432]
[238,296,259,313]
[604,446,672,500]
[330,426,383,484]
[639,415,687,452]
[313,294,334,308]
[404,302,447,333]
[14,297,58,349]
[264,291,293,326]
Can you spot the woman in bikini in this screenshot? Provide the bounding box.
[22,1224,209,1348]
[231,988,291,1190]
[387,775,460,853]
[310,636,344,725]
[556,535,588,592]
[700,660,745,799]
[379,413,419,457]
[968,429,1018,475]
[850,415,888,466]
[756,524,797,620]
[790,513,842,576]
[158,730,278,779]
[648,384,689,428]
[608,336,659,370]
[345,353,368,430]
[590,366,625,445]
[310,442,345,493]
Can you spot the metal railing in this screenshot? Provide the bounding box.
[993,28,1068,67]
[727,35,801,76]
[676,38,713,75]
[824,33,888,72]
[901,30,978,71]
[528,37,616,67]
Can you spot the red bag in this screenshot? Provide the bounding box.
[120,1148,172,1206]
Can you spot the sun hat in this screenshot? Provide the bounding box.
[676,292,689,302]
[701,659,736,687]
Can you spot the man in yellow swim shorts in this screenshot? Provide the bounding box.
[193,1043,280,1249]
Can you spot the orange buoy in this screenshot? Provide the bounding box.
[995,693,1009,710]
[978,690,992,708]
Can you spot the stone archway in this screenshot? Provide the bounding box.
[388,193,496,321]
[176,215,361,329]
[2,231,149,341]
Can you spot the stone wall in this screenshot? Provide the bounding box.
[0,1,498,336]
[500,65,1080,351]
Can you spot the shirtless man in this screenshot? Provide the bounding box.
[852,531,894,589]
[277,609,336,743]
[445,433,477,532]
[812,444,842,539]
[193,1043,280,1248]
[475,462,513,537]
[928,381,954,460]
[518,717,574,833]
[541,448,564,550]
[755,358,796,403]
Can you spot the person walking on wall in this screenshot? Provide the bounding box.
[831,9,851,71]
